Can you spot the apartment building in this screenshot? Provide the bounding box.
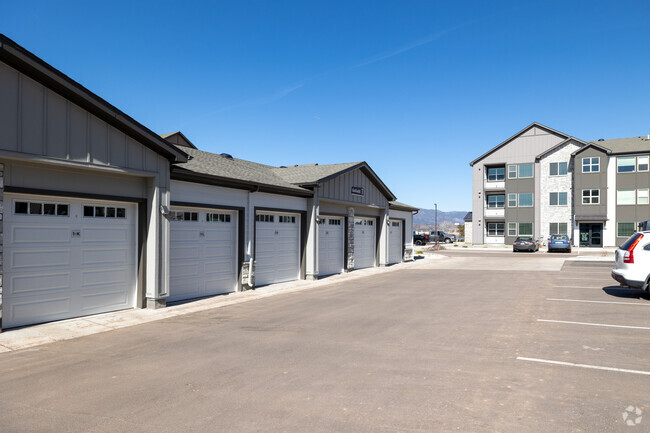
[470,123,650,247]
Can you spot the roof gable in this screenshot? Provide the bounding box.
[0,34,187,163]
[470,122,570,166]
[535,137,590,161]
[571,142,611,157]
[160,131,197,149]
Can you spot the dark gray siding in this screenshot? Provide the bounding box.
[573,147,608,218]
[318,168,388,208]
[505,176,535,243]
[615,165,650,242]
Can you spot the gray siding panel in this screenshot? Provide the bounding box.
[573,148,608,218]
[90,115,109,165]
[45,91,68,159]
[318,168,388,208]
[109,128,126,167]
[20,75,45,155]
[68,105,88,162]
[0,63,19,151]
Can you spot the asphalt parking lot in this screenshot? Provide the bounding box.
[0,249,648,432]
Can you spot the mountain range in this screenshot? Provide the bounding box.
[413,209,468,230]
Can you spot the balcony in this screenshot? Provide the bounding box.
[484,207,505,218]
[484,180,505,191]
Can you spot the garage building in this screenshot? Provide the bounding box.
[0,35,188,329]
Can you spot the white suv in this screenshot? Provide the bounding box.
[611,231,650,293]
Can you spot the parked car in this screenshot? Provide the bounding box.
[611,231,650,293]
[548,234,572,253]
[413,232,429,246]
[429,230,456,243]
[513,237,539,252]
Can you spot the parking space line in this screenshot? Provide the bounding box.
[555,285,604,289]
[516,357,650,376]
[546,298,650,306]
[560,277,612,281]
[538,319,650,330]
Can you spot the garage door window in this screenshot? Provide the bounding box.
[355,218,374,226]
[207,213,231,223]
[170,211,198,221]
[391,221,400,227]
[279,216,296,223]
[256,214,274,222]
[329,219,341,225]
[15,201,69,216]
[84,206,127,218]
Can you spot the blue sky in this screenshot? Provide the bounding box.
[2,1,649,211]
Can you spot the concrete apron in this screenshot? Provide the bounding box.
[0,257,435,353]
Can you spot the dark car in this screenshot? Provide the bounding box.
[413,232,429,246]
[548,234,571,253]
[429,230,456,243]
[513,237,539,252]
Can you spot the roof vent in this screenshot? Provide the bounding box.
[220,153,233,159]
[294,164,299,167]
[315,163,318,166]
[598,138,604,141]
[279,165,287,168]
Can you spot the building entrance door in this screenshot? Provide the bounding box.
[579,223,603,247]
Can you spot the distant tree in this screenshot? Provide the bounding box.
[457,224,465,238]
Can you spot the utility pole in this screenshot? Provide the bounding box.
[434,203,438,248]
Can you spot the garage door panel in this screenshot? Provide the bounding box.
[80,289,130,311]
[8,272,71,295]
[170,228,201,242]
[254,213,300,286]
[8,297,72,325]
[82,227,130,243]
[11,226,70,243]
[82,248,130,266]
[11,249,72,268]
[354,218,376,269]
[3,195,137,329]
[319,217,344,276]
[169,208,238,302]
[389,221,403,264]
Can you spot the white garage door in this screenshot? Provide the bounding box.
[388,220,403,264]
[3,195,137,329]
[318,216,344,276]
[255,212,300,286]
[354,217,376,269]
[168,208,238,303]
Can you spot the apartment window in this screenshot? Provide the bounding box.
[487,222,504,236]
[549,192,568,206]
[518,223,533,236]
[617,189,636,205]
[617,222,636,238]
[518,193,533,207]
[508,165,517,179]
[518,164,533,178]
[487,167,505,181]
[507,193,517,207]
[638,156,649,172]
[549,162,568,176]
[507,222,517,236]
[582,157,600,173]
[549,222,569,235]
[582,189,600,204]
[617,157,636,173]
[487,195,505,208]
[638,189,649,205]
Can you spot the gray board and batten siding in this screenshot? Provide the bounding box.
[0,61,172,185]
[573,146,609,220]
[471,124,567,244]
[317,168,389,208]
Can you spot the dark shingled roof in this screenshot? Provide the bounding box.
[588,136,650,154]
[270,162,363,184]
[464,212,472,222]
[171,147,312,196]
